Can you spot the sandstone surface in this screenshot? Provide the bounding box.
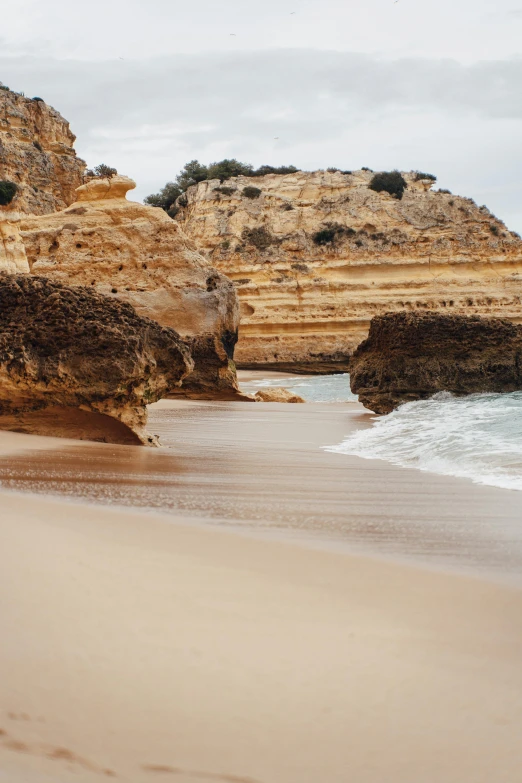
[254,387,305,403]
[0,208,30,273]
[0,274,193,444]
[350,311,522,414]
[175,169,522,370]
[19,176,241,399]
[0,87,85,214]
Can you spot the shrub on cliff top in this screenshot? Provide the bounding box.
[86,163,118,179]
[176,160,210,191]
[413,171,437,182]
[369,171,407,200]
[145,159,299,214]
[251,165,298,177]
[0,181,18,205]
[208,159,254,181]
[145,181,182,211]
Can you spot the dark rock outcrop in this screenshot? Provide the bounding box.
[169,332,251,400]
[350,311,522,414]
[0,274,193,443]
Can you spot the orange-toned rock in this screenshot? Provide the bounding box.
[254,387,305,403]
[19,177,240,399]
[0,87,85,215]
[175,169,522,371]
[0,208,30,273]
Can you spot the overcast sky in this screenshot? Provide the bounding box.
[2,0,521,230]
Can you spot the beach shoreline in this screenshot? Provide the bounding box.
[2,395,522,782]
[2,396,522,583]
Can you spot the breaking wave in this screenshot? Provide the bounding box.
[326,391,522,491]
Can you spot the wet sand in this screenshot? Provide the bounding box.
[2,400,522,581]
[2,400,522,782]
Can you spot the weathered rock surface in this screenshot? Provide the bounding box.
[0,208,30,273]
[0,87,85,214]
[175,169,522,370]
[0,274,193,444]
[350,311,522,414]
[254,387,305,403]
[19,176,241,399]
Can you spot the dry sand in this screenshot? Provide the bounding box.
[1,401,522,782]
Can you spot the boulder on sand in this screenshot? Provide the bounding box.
[254,387,305,403]
[350,311,522,414]
[0,274,193,444]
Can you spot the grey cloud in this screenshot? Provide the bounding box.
[2,49,522,134]
[1,48,521,230]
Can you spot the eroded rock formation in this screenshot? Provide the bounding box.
[350,311,522,414]
[19,176,241,399]
[0,274,193,443]
[175,169,522,371]
[0,208,30,273]
[0,87,85,214]
[254,387,305,403]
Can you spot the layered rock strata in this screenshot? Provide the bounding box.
[0,274,193,444]
[19,176,241,399]
[350,311,522,414]
[0,87,85,214]
[175,169,522,370]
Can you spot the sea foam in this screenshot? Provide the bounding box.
[326,391,522,491]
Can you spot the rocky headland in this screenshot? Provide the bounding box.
[18,176,242,400]
[0,274,193,443]
[0,86,85,214]
[174,169,522,371]
[350,311,522,414]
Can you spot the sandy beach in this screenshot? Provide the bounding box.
[2,396,522,782]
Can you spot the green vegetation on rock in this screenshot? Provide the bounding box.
[369,171,408,200]
[145,159,298,214]
[0,181,18,205]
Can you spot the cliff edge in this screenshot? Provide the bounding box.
[0,86,85,215]
[175,169,522,371]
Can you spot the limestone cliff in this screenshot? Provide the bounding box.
[350,312,522,414]
[0,87,85,215]
[19,176,241,398]
[0,274,193,444]
[175,169,522,370]
[0,208,30,273]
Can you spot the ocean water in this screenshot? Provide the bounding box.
[240,373,358,403]
[326,390,522,492]
[243,374,522,491]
